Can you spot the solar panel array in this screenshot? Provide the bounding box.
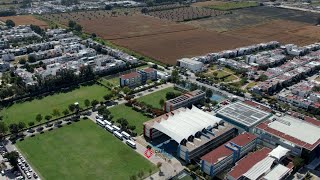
[218,102,270,127]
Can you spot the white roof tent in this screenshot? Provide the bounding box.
[268,146,290,161]
[152,106,222,143]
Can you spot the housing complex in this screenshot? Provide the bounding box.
[119,68,157,87]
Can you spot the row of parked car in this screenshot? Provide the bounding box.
[95,115,136,149]
[17,153,38,179]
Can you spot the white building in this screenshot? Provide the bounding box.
[177,58,204,72]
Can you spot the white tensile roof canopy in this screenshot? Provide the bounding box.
[152,106,222,143]
[268,145,290,161]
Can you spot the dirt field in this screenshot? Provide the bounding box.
[225,20,320,46]
[0,15,48,28]
[112,29,255,64]
[43,13,196,40]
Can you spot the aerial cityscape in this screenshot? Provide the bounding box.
[0,0,320,180]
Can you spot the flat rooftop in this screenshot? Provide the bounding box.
[217,101,271,127]
[166,90,204,105]
[256,115,320,151]
[201,133,257,164]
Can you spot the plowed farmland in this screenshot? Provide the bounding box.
[0,15,48,28]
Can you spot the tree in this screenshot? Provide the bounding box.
[63,109,69,116]
[74,24,82,32]
[5,19,15,27]
[18,58,26,64]
[36,114,42,123]
[258,74,268,81]
[129,175,137,180]
[45,115,52,121]
[148,169,152,177]
[141,8,148,14]
[0,122,8,138]
[159,99,165,108]
[128,125,136,131]
[91,99,99,107]
[8,123,19,135]
[18,122,26,130]
[293,157,304,170]
[69,104,76,112]
[103,94,113,101]
[4,151,19,169]
[68,20,76,28]
[84,99,90,107]
[146,79,152,85]
[28,122,34,127]
[52,108,60,117]
[205,89,213,98]
[122,86,131,95]
[171,69,179,83]
[105,5,112,10]
[91,33,97,38]
[166,92,176,100]
[137,170,144,179]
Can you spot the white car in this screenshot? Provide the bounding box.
[16,176,24,180]
[28,168,32,172]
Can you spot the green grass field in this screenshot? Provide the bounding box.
[99,77,119,87]
[1,84,110,125]
[16,120,156,180]
[137,87,181,109]
[109,104,150,134]
[207,1,258,10]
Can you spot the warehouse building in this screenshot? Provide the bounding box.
[143,106,237,162]
[200,133,258,177]
[216,101,272,132]
[254,115,320,159]
[164,90,205,112]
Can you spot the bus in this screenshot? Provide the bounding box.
[103,120,112,126]
[112,125,121,132]
[121,131,131,139]
[96,119,106,127]
[126,140,136,149]
[105,125,114,132]
[113,131,123,140]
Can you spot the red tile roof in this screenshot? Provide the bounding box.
[201,133,257,164]
[120,72,140,79]
[256,120,320,151]
[228,147,272,180]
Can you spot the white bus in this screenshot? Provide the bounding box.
[121,131,131,139]
[105,125,114,132]
[126,140,136,148]
[112,125,121,132]
[113,131,123,140]
[103,120,112,126]
[96,119,106,127]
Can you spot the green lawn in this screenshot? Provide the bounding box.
[1,84,110,125]
[207,1,258,10]
[137,87,181,109]
[109,104,150,134]
[16,120,156,180]
[99,76,120,87]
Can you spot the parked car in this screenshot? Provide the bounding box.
[33,173,38,178]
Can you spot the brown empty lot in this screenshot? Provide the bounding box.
[0,15,48,28]
[44,13,196,40]
[113,29,255,64]
[225,20,320,46]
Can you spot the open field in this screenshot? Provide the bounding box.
[0,15,48,28]
[42,13,196,40]
[226,20,320,46]
[109,104,150,134]
[205,1,259,11]
[112,29,254,65]
[137,87,181,109]
[98,76,119,87]
[42,11,254,65]
[16,120,156,180]
[1,84,109,125]
[205,65,239,83]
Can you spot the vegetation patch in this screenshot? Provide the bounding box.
[109,104,150,134]
[16,120,156,180]
[1,84,110,126]
[137,87,181,109]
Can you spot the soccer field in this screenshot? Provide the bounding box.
[1,84,110,125]
[16,120,156,180]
